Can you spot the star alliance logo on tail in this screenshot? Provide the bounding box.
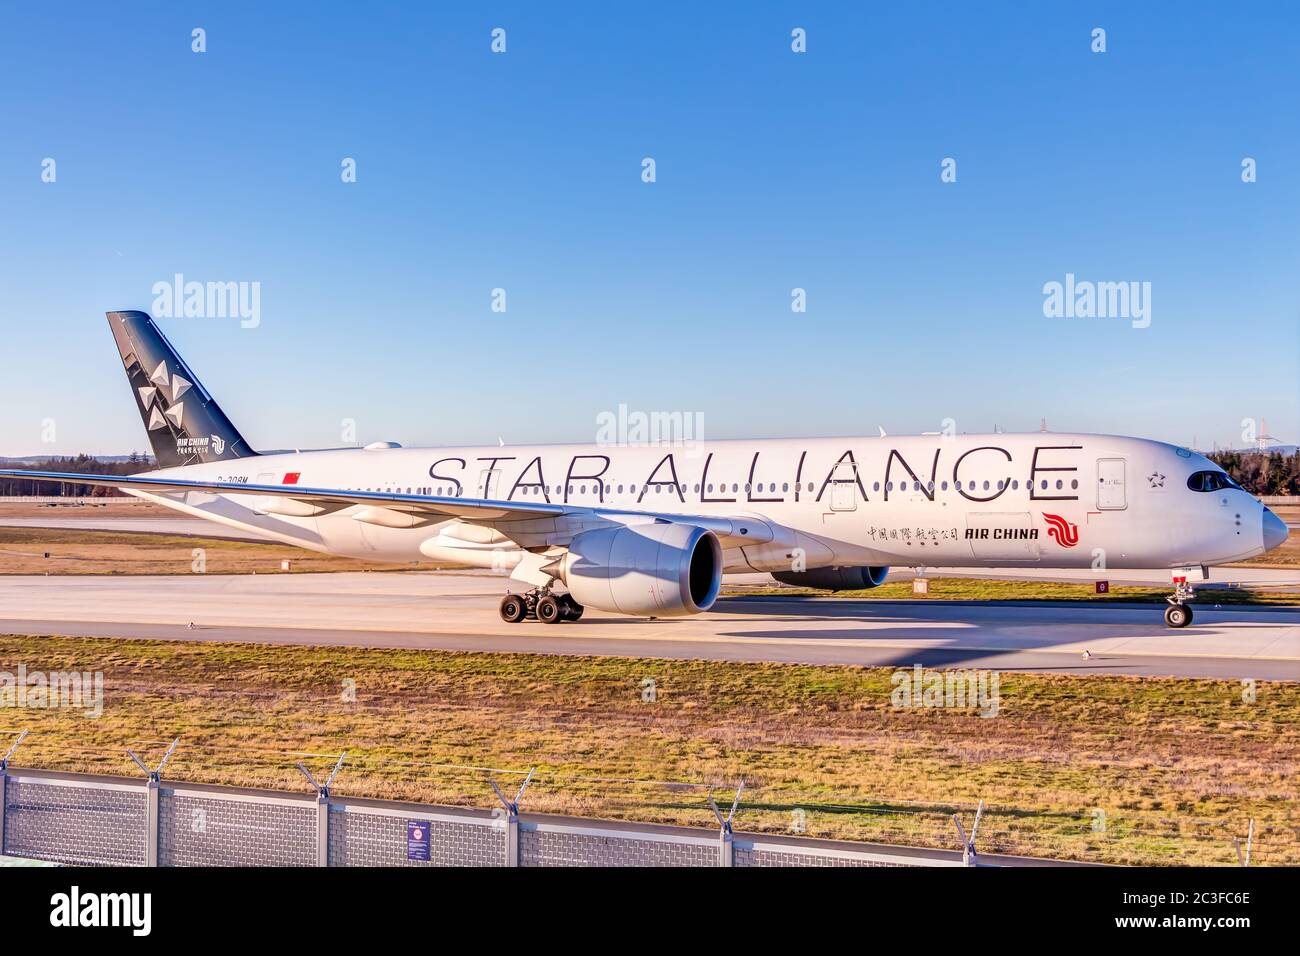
[1042,513,1079,547]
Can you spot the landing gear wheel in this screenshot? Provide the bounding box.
[1164,604,1193,628]
[558,594,584,621]
[536,595,563,624]
[499,594,527,623]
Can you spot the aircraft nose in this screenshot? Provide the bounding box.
[1262,507,1289,552]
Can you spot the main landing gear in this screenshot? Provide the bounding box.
[1164,579,1195,629]
[499,589,584,624]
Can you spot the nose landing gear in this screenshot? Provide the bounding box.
[1164,578,1195,628]
[499,589,584,624]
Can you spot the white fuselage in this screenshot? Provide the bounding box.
[133,432,1271,574]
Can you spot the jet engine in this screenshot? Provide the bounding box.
[771,566,889,591]
[546,522,723,617]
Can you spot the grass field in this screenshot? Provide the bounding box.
[0,500,185,519]
[0,526,422,575]
[1,634,1295,866]
[1239,502,1300,566]
[724,578,1300,604]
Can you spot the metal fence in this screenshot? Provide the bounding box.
[0,764,1047,868]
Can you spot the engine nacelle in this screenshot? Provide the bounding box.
[771,566,889,591]
[550,522,723,617]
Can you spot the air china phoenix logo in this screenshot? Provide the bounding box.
[1042,513,1079,547]
[211,434,226,455]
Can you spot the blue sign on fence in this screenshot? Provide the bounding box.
[407,820,430,862]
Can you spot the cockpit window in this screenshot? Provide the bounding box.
[1187,470,1242,493]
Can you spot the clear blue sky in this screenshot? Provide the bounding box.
[2,2,1297,457]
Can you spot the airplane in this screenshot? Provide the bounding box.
[4,311,1288,629]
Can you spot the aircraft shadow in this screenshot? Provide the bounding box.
[701,595,1201,670]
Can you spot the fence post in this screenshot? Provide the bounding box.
[127,738,178,868]
[718,828,733,867]
[1234,819,1256,867]
[144,779,160,867]
[487,768,534,867]
[707,783,744,868]
[316,795,330,866]
[504,813,519,867]
[297,752,346,867]
[952,799,984,867]
[0,731,29,856]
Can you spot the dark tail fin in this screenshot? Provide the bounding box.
[107,311,257,468]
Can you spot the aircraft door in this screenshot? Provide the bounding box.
[479,468,502,500]
[252,471,277,515]
[829,460,858,512]
[1097,458,1127,510]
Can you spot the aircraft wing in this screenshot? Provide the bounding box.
[0,470,773,545]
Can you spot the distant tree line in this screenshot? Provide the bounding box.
[1209,449,1300,496]
[0,453,151,497]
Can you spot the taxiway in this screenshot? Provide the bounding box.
[0,570,1295,679]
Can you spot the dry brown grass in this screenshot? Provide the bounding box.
[725,576,1300,604]
[0,500,183,519]
[1235,506,1300,567]
[0,527,422,575]
[2,634,1295,866]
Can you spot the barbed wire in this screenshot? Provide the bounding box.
[5,734,1290,845]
